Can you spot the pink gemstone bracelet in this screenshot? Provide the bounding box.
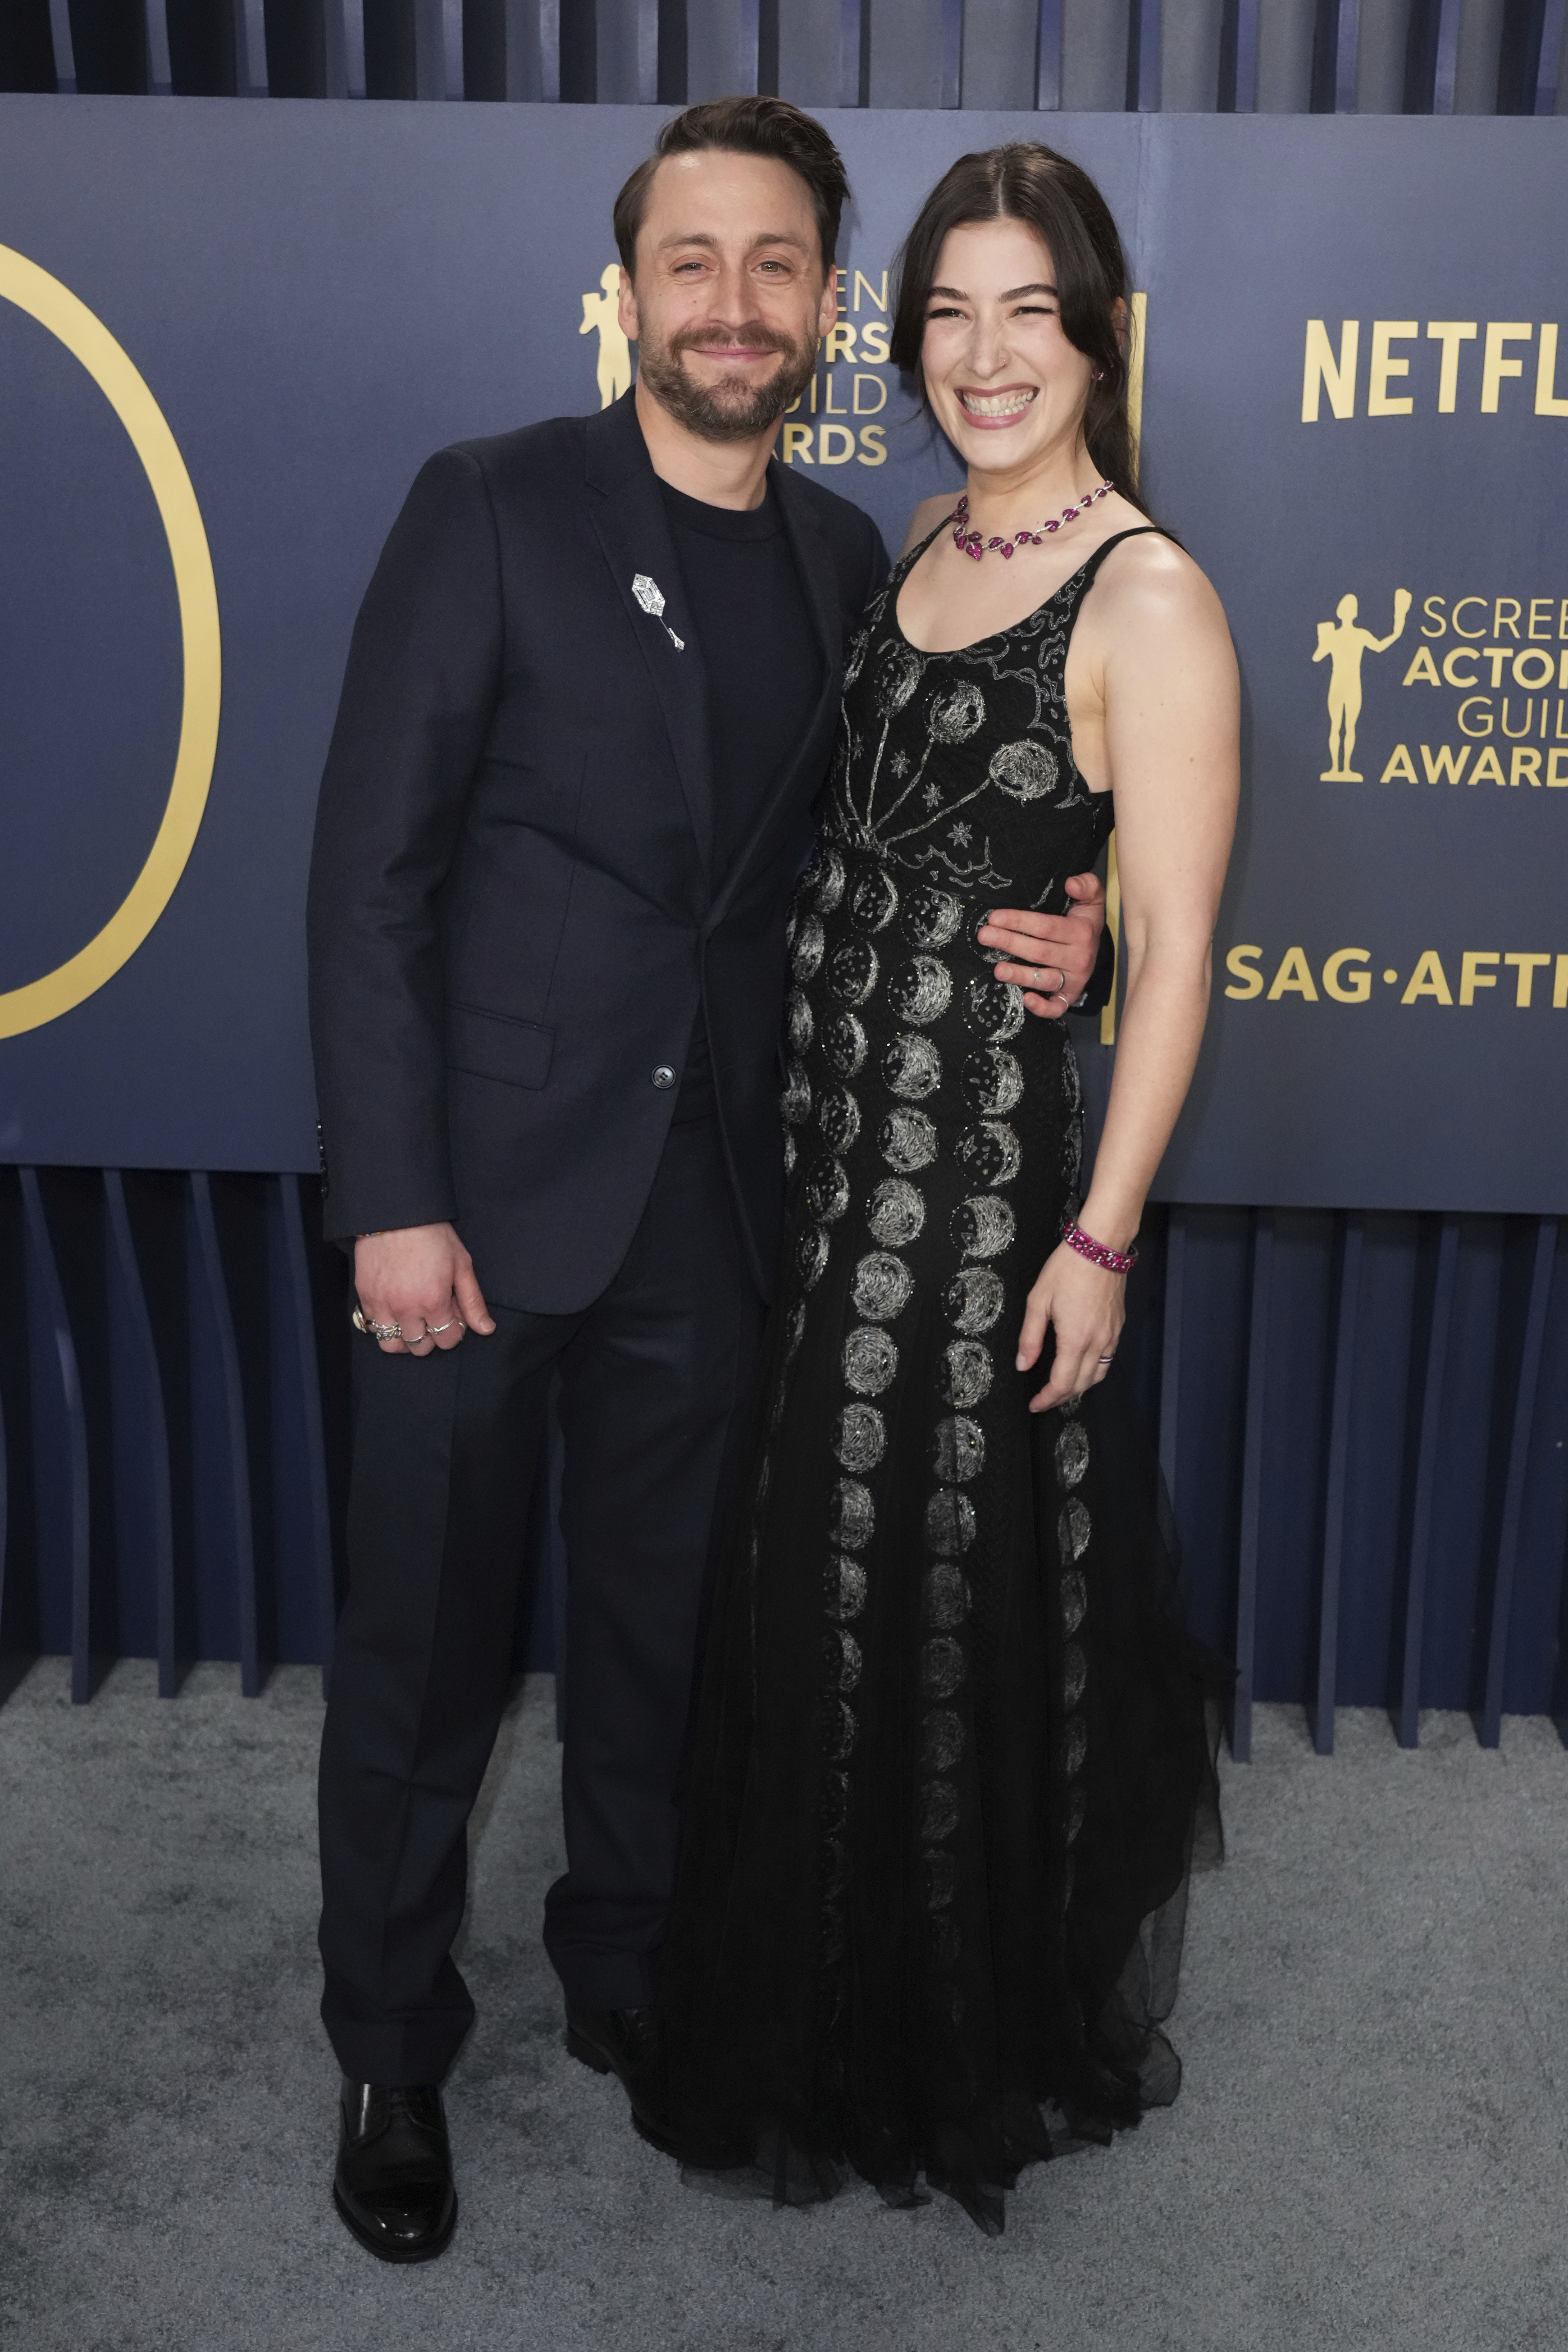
[1061,1219,1138,1275]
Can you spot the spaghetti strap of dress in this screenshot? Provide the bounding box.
[1069,524,1182,599]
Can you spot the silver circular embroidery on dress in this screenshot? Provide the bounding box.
[806,842,846,912]
[964,975,1026,1042]
[953,1193,1016,1260]
[791,911,825,984]
[1062,1113,1085,1191]
[828,940,879,1006]
[830,1478,874,1550]
[955,1120,1023,1188]
[921,1635,965,1700]
[830,1554,868,1621]
[843,1326,898,1395]
[989,739,1059,800]
[925,1851,957,1910]
[922,1710,965,1771]
[1064,1717,1087,1778]
[939,1340,993,1410]
[924,1560,969,1628]
[887,955,953,1026]
[834,1402,887,1474]
[1061,1568,1087,1634]
[1063,1643,1087,1709]
[866,1177,925,1249]
[786,989,814,1055]
[882,1032,942,1102]
[920,1782,962,1843]
[834,1628,863,1691]
[1056,1420,1090,1489]
[848,865,900,934]
[821,1010,868,1077]
[1059,1498,1092,1561]
[873,640,923,715]
[780,1060,811,1125]
[795,1225,830,1290]
[783,1131,797,1176]
[879,1108,939,1172]
[816,1085,861,1151]
[829,1699,857,1761]
[944,1266,1005,1334]
[928,680,986,743]
[901,884,963,950]
[804,1156,851,1223]
[852,1251,914,1322]
[963,1046,1024,1115]
[934,1415,986,1483]
[925,1491,977,1555]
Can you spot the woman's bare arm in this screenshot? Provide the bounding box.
[1016,541,1239,1408]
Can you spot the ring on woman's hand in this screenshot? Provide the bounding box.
[352,1307,401,1341]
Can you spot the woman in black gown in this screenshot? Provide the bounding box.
[648,143,1240,2233]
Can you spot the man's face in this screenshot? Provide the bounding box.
[619,150,836,442]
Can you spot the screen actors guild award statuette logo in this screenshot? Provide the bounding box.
[580,265,631,409]
[1313,589,1411,780]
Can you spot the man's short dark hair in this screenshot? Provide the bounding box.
[613,97,849,279]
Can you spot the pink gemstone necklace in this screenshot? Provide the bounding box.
[951,478,1114,562]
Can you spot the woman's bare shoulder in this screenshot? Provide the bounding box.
[1092,523,1229,640]
[898,491,962,557]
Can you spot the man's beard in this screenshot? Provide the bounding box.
[637,323,818,443]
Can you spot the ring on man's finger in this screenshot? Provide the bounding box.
[1098,1352,1116,1363]
[351,1307,402,1341]
[426,1317,457,1337]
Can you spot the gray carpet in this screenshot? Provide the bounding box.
[3,1661,1567,2352]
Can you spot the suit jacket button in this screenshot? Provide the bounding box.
[652,1065,677,1089]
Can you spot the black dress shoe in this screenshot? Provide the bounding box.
[333,2079,457,2262]
[565,2006,675,2151]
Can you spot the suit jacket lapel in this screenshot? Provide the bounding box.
[584,393,715,886]
[704,455,845,932]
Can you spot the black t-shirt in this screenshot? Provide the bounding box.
[659,474,824,1119]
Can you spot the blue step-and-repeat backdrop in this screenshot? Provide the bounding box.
[0,99,1564,1212]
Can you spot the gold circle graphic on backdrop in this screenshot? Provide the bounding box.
[0,243,221,1038]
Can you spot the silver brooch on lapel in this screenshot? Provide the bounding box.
[633,573,684,652]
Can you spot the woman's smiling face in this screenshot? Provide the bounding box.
[918,216,1098,479]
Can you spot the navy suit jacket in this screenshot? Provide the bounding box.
[307,391,890,1313]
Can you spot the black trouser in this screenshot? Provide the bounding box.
[318,1114,765,2086]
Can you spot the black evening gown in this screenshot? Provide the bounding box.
[654,523,1226,2234]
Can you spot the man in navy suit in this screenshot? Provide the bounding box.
[307,96,1106,2261]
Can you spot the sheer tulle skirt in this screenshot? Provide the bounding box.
[654,1197,1225,2234]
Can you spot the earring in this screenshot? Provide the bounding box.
[1092,368,1105,382]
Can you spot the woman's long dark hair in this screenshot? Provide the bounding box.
[889,143,1145,511]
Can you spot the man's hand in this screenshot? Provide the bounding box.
[978,871,1107,1020]
[354,1223,496,1356]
